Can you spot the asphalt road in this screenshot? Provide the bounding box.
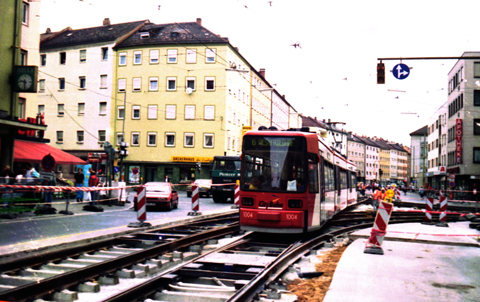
[0,192,235,247]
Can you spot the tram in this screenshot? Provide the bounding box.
[239,127,358,233]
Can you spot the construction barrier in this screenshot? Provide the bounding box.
[188,185,201,216]
[231,184,240,209]
[128,186,151,228]
[436,192,449,227]
[364,201,394,255]
[422,197,435,225]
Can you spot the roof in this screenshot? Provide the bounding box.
[114,21,229,48]
[409,125,428,136]
[40,20,148,50]
[301,116,327,129]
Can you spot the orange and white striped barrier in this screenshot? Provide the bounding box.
[128,186,151,228]
[436,191,449,227]
[188,185,201,216]
[364,201,394,255]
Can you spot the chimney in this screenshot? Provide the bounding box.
[259,68,266,78]
[196,18,202,25]
[103,18,111,26]
[46,28,51,34]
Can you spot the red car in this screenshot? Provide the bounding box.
[134,182,179,211]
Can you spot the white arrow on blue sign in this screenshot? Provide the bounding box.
[392,63,410,80]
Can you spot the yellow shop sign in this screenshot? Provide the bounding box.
[171,156,213,163]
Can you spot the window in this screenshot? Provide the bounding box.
[185,105,195,120]
[186,49,196,63]
[100,75,107,88]
[77,131,84,143]
[132,105,140,119]
[475,62,480,78]
[204,105,214,120]
[98,130,106,142]
[18,98,25,119]
[56,131,63,143]
[117,106,124,119]
[167,49,177,63]
[38,105,45,114]
[167,77,176,91]
[59,78,65,90]
[101,47,108,60]
[147,132,157,146]
[186,77,195,90]
[119,52,127,65]
[474,148,480,163]
[58,104,64,116]
[184,133,194,147]
[118,79,126,92]
[131,132,140,146]
[134,51,142,64]
[78,103,85,115]
[60,52,66,65]
[149,77,158,91]
[206,48,216,62]
[150,50,159,64]
[148,105,157,119]
[99,102,107,115]
[116,133,124,145]
[22,2,29,25]
[79,49,86,62]
[205,77,215,91]
[204,133,214,148]
[38,79,45,92]
[475,90,480,106]
[166,105,176,119]
[79,76,86,89]
[165,133,175,147]
[40,54,46,66]
[133,78,141,91]
[20,50,27,65]
[474,119,480,135]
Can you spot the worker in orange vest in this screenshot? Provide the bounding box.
[372,187,385,210]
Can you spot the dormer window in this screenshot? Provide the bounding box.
[140,32,150,39]
[170,32,179,38]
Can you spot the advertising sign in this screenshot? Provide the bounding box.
[456,119,463,164]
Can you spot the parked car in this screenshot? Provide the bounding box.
[134,182,178,211]
[186,179,212,198]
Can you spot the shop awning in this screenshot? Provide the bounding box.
[14,140,87,165]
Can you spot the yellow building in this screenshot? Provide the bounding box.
[113,19,277,183]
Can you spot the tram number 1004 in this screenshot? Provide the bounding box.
[286,214,298,220]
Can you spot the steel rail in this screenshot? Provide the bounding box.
[0,222,240,302]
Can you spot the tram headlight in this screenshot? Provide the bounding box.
[242,197,254,206]
[288,199,303,208]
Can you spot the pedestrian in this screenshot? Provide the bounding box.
[419,186,425,199]
[88,170,100,205]
[74,168,85,202]
[25,163,40,184]
[1,165,15,184]
[372,186,382,210]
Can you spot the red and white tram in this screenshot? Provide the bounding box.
[239,127,357,233]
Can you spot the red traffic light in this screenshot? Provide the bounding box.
[377,62,385,84]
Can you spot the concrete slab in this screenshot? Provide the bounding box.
[324,222,480,302]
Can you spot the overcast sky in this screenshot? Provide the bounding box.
[39,0,480,145]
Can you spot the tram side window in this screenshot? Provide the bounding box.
[308,154,319,193]
[340,169,347,190]
[350,172,357,192]
[324,162,335,192]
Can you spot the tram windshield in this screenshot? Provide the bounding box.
[242,135,307,193]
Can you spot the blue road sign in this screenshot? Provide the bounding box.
[114,166,120,174]
[392,63,410,80]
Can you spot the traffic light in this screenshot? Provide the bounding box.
[119,141,129,158]
[196,162,201,172]
[377,62,385,84]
